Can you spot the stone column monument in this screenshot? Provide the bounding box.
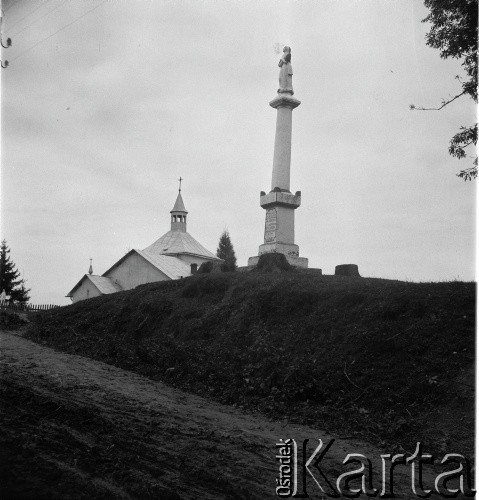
[248,46,308,268]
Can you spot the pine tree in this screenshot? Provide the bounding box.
[216,230,237,272]
[0,240,30,303]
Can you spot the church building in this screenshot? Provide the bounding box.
[66,187,221,303]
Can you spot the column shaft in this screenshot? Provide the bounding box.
[271,106,293,191]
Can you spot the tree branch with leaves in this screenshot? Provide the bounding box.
[410,0,478,180]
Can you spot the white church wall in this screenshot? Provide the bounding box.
[71,280,102,304]
[105,252,170,290]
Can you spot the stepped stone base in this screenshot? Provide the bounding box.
[248,254,308,268]
[258,242,300,257]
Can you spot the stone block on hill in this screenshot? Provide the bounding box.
[335,264,360,277]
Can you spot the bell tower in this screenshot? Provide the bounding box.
[170,177,187,232]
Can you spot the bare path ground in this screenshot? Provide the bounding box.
[0,329,450,499]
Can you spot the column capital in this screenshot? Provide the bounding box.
[260,190,301,209]
[269,94,301,110]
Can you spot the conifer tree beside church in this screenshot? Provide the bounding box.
[0,239,30,303]
[216,230,237,271]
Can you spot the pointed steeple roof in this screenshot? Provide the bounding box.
[170,191,187,213]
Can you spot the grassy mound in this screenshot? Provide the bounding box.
[26,271,475,456]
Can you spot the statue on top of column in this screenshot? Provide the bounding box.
[278,46,293,95]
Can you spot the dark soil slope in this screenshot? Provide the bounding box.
[26,271,475,456]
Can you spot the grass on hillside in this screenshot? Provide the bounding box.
[26,270,475,457]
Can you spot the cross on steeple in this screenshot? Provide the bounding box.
[178,176,183,192]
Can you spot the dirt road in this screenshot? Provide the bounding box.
[1,329,447,499]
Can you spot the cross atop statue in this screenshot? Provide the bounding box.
[178,176,183,192]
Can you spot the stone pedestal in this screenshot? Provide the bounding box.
[248,93,308,269]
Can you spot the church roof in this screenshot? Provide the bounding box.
[170,191,187,213]
[102,249,192,281]
[66,274,122,298]
[136,249,191,279]
[89,275,123,294]
[143,230,220,260]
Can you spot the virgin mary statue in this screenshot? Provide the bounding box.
[278,46,293,94]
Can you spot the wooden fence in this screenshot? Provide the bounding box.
[0,300,61,312]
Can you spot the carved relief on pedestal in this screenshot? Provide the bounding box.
[264,208,277,243]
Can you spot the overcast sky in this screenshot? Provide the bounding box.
[1,0,476,304]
